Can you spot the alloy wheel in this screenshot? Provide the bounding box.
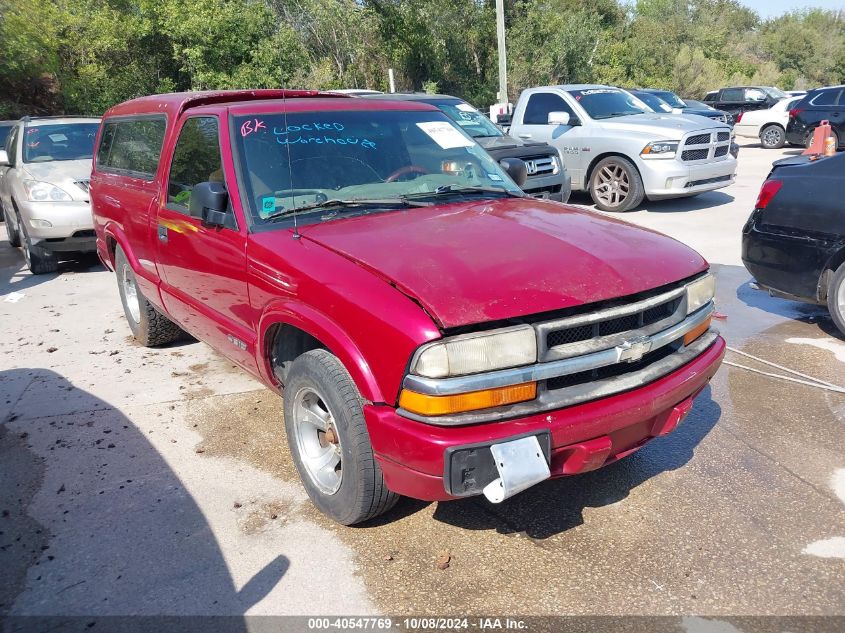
[122,265,141,323]
[594,163,630,208]
[761,127,782,148]
[291,387,343,495]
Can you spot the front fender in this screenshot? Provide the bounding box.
[102,221,166,312]
[256,299,383,403]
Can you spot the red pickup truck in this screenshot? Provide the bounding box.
[90,90,725,525]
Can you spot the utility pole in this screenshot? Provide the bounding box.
[495,0,508,104]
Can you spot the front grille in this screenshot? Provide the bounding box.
[714,145,729,157]
[74,179,90,193]
[717,131,730,142]
[682,149,709,161]
[545,295,682,352]
[523,155,557,177]
[546,340,681,391]
[685,134,710,146]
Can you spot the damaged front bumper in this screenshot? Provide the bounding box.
[365,335,725,502]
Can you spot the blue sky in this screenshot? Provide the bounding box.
[739,0,844,19]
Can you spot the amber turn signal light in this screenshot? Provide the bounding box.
[399,382,537,416]
[683,316,712,346]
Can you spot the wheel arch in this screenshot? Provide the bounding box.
[258,301,383,404]
[819,245,845,302]
[584,151,643,190]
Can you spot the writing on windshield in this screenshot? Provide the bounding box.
[569,89,648,119]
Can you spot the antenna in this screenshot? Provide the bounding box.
[280,85,299,239]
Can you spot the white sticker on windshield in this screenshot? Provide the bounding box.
[416,122,474,149]
[48,134,68,142]
[456,103,477,113]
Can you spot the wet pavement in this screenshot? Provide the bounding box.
[0,143,842,618]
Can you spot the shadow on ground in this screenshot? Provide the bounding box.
[0,368,286,621]
[567,190,734,213]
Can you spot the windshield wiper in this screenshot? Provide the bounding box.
[403,185,525,200]
[264,197,431,222]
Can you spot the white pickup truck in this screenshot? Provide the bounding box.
[509,84,737,211]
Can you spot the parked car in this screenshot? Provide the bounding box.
[91,89,724,524]
[363,93,570,202]
[0,116,101,273]
[633,89,730,124]
[703,86,789,122]
[742,152,845,336]
[733,97,803,149]
[785,85,844,150]
[508,85,736,212]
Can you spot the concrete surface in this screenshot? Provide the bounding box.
[0,142,842,619]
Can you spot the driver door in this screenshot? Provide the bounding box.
[517,91,585,186]
[156,114,256,371]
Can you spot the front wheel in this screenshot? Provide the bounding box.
[589,156,644,212]
[827,263,845,338]
[114,246,183,346]
[283,349,398,525]
[3,205,21,248]
[20,221,58,275]
[759,125,786,149]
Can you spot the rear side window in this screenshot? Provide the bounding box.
[96,116,166,179]
[721,88,743,102]
[523,93,574,125]
[810,89,842,106]
[167,117,223,215]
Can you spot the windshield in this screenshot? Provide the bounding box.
[633,92,673,113]
[427,99,503,138]
[651,91,686,109]
[232,109,520,227]
[568,89,648,119]
[764,87,788,100]
[23,123,100,163]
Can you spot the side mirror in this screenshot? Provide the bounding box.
[190,181,229,227]
[0,149,8,166]
[547,111,570,126]
[499,157,527,187]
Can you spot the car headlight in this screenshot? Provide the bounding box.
[410,325,537,378]
[22,180,72,202]
[686,273,716,314]
[549,154,560,174]
[641,141,679,159]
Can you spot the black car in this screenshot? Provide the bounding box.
[742,152,845,336]
[785,85,844,150]
[633,89,730,124]
[703,86,788,123]
[362,93,571,202]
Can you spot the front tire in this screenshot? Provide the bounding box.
[283,349,398,525]
[589,156,644,212]
[759,124,786,149]
[114,246,183,346]
[3,204,21,247]
[827,262,845,338]
[20,221,58,275]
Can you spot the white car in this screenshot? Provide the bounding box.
[734,97,802,149]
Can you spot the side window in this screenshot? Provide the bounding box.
[523,93,574,125]
[810,89,841,106]
[721,88,743,102]
[167,117,223,216]
[744,88,767,102]
[96,117,166,179]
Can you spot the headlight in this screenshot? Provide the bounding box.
[410,325,537,378]
[549,154,560,174]
[22,180,72,202]
[641,141,679,159]
[686,273,716,314]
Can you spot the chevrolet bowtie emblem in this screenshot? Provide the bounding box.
[618,337,653,363]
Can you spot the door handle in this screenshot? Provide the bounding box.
[157,224,168,243]
[518,133,532,139]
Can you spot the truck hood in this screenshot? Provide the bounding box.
[22,159,92,201]
[476,134,547,151]
[299,198,707,328]
[597,113,728,140]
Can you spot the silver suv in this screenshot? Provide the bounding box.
[0,116,101,273]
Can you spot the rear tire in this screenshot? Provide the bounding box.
[114,246,183,346]
[759,125,786,149]
[20,221,58,275]
[283,349,398,525]
[589,156,644,212]
[827,263,845,338]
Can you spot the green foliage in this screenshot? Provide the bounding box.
[0,0,843,117]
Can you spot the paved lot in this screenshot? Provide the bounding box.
[1,142,843,619]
